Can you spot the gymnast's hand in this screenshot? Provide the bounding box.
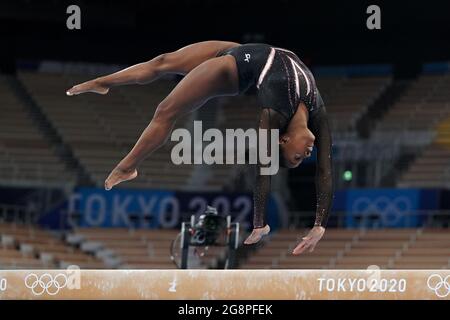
[292,226,325,255]
[66,79,109,96]
[104,166,138,190]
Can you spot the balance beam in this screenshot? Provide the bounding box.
[0,269,448,300]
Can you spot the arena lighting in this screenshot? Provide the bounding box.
[343,170,353,181]
[0,270,448,300]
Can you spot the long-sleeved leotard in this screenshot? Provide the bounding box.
[252,108,280,228]
[252,105,333,228]
[73,41,333,226]
[218,43,334,228]
[308,103,334,227]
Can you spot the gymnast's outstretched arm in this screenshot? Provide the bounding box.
[66,41,239,95]
[243,108,285,244]
[293,107,334,255]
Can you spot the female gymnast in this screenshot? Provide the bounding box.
[66,41,333,255]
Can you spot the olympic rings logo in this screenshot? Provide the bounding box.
[351,196,412,225]
[24,273,69,296]
[427,274,450,298]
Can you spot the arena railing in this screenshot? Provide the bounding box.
[0,204,31,224]
[2,206,449,231]
[288,210,450,229]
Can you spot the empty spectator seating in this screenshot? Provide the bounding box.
[19,72,195,190]
[369,72,450,188]
[376,74,450,132]
[70,227,227,269]
[240,228,449,269]
[398,143,450,188]
[0,76,75,187]
[0,223,103,268]
[1,222,448,270]
[16,71,392,191]
[317,75,391,135]
[393,229,450,268]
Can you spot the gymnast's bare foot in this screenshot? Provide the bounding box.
[66,79,109,96]
[104,166,138,190]
[244,225,271,245]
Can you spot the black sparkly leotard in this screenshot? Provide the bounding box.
[217,43,322,120]
[218,43,333,228]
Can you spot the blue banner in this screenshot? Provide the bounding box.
[70,188,176,228]
[60,188,282,230]
[344,189,440,227]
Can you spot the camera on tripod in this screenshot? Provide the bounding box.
[171,206,240,269]
[190,206,227,246]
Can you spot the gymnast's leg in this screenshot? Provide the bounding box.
[104,55,239,190]
[66,41,239,95]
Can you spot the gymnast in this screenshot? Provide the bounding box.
[67,41,333,254]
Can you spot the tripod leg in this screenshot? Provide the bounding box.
[180,222,190,269]
[226,223,240,269]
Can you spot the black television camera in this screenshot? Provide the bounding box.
[171,206,240,269]
[190,206,227,246]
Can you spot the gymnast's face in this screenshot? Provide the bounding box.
[279,130,315,168]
